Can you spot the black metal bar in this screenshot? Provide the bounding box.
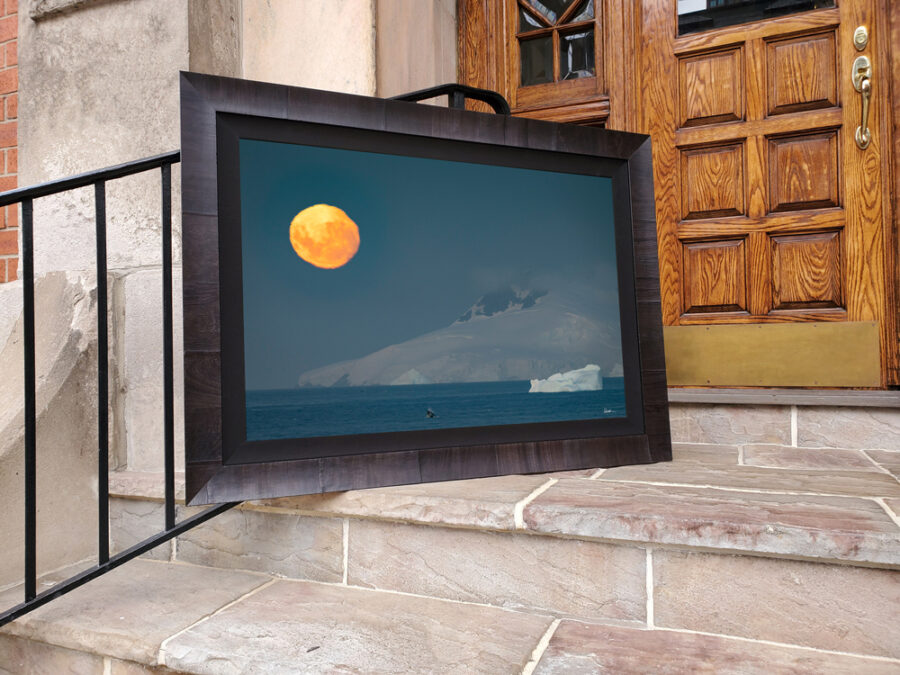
[95,182,109,564]
[389,83,511,115]
[449,90,466,110]
[161,164,176,531]
[0,151,180,207]
[21,199,35,603]
[0,502,239,628]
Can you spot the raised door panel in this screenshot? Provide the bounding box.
[771,231,843,310]
[766,31,838,115]
[680,143,745,219]
[768,130,840,211]
[679,47,744,127]
[683,239,747,313]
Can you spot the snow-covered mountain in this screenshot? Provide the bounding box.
[297,285,622,387]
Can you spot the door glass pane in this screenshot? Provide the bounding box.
[523,0,576,24]
[677,0,836,36]
[569,0,594,23]
[559,29,595,80]
[519,6,546,32]
[520,36,554,85]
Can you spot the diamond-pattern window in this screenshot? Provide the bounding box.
[518,0,596,87]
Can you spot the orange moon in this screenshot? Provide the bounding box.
[289,204,360,269]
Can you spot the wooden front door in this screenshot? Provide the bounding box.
[641,0,897,386]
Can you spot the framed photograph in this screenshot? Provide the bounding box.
[180,71,670,505]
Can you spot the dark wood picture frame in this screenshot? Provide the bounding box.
[180,71,670,505]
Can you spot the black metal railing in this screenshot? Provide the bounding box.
[389,83,511,114]
[0,151,238,628]
[0,84,509,629]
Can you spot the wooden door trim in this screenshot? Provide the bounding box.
[457,0,641,131]
[886,0,900,385]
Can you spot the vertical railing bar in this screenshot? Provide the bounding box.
[449,90,466,110]
[95,181,109,564]
[161,163,175,531]
[22,198,36,602]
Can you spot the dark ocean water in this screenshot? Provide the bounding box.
[246,379,626,441]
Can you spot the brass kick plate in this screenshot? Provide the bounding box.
[664,322,880,387]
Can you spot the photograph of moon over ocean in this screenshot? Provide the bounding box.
[239,138,626,442]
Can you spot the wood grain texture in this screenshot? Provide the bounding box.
[683,239,747,313]
[675,209,844,239]
[766,30,838,115]
[676,310,848,325]
[458,0,506,114]
[887,0,900,384]
[181,71,671,504]
[680,143,745,219]
[772,231,843,309]
[838,0,889,386]
[514,97,609,125]
[768,131,840,211]
[747,230,773,316]
[640,0,682,323]
[642,0,894,387]
[675,108,843,146]
[679,48,743,127]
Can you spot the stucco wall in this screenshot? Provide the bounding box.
[376,0,457,98]
[11,0,386,488]
[242,0,376,94]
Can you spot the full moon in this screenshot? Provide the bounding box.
[289,204,360,269]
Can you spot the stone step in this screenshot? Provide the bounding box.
[87,442,900,662]
[2,559,899,673]
[109,443,900,571]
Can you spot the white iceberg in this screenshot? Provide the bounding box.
[529,364,603,393]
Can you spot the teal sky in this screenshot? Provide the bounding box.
[239,138,618,390]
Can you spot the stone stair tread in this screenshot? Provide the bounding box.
[161,571,552,674]
[534,620,900,674]
[525,478,900,565]
[3,559,897,674]
[0,559,552,673]
[598,462,900,498]
[108,443,900,567]
[0,560,270,666]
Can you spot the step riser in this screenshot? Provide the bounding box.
[668,403,900,451]
[0,633,167,675]
[109,497,900,660]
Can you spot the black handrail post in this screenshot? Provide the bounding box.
[449,90,466,110]
[161,164,176,531]
[95,181,110,565]
[22,198,36,602]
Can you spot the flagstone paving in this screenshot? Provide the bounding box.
[532,621,900,674]
[7,441,896,672]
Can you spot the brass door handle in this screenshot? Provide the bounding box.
[852,55,872,150]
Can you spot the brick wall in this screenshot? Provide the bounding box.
[0,0,15,282]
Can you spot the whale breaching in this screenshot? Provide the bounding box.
[426,408,437,418]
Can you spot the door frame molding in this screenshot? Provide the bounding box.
[888,0,900,385]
